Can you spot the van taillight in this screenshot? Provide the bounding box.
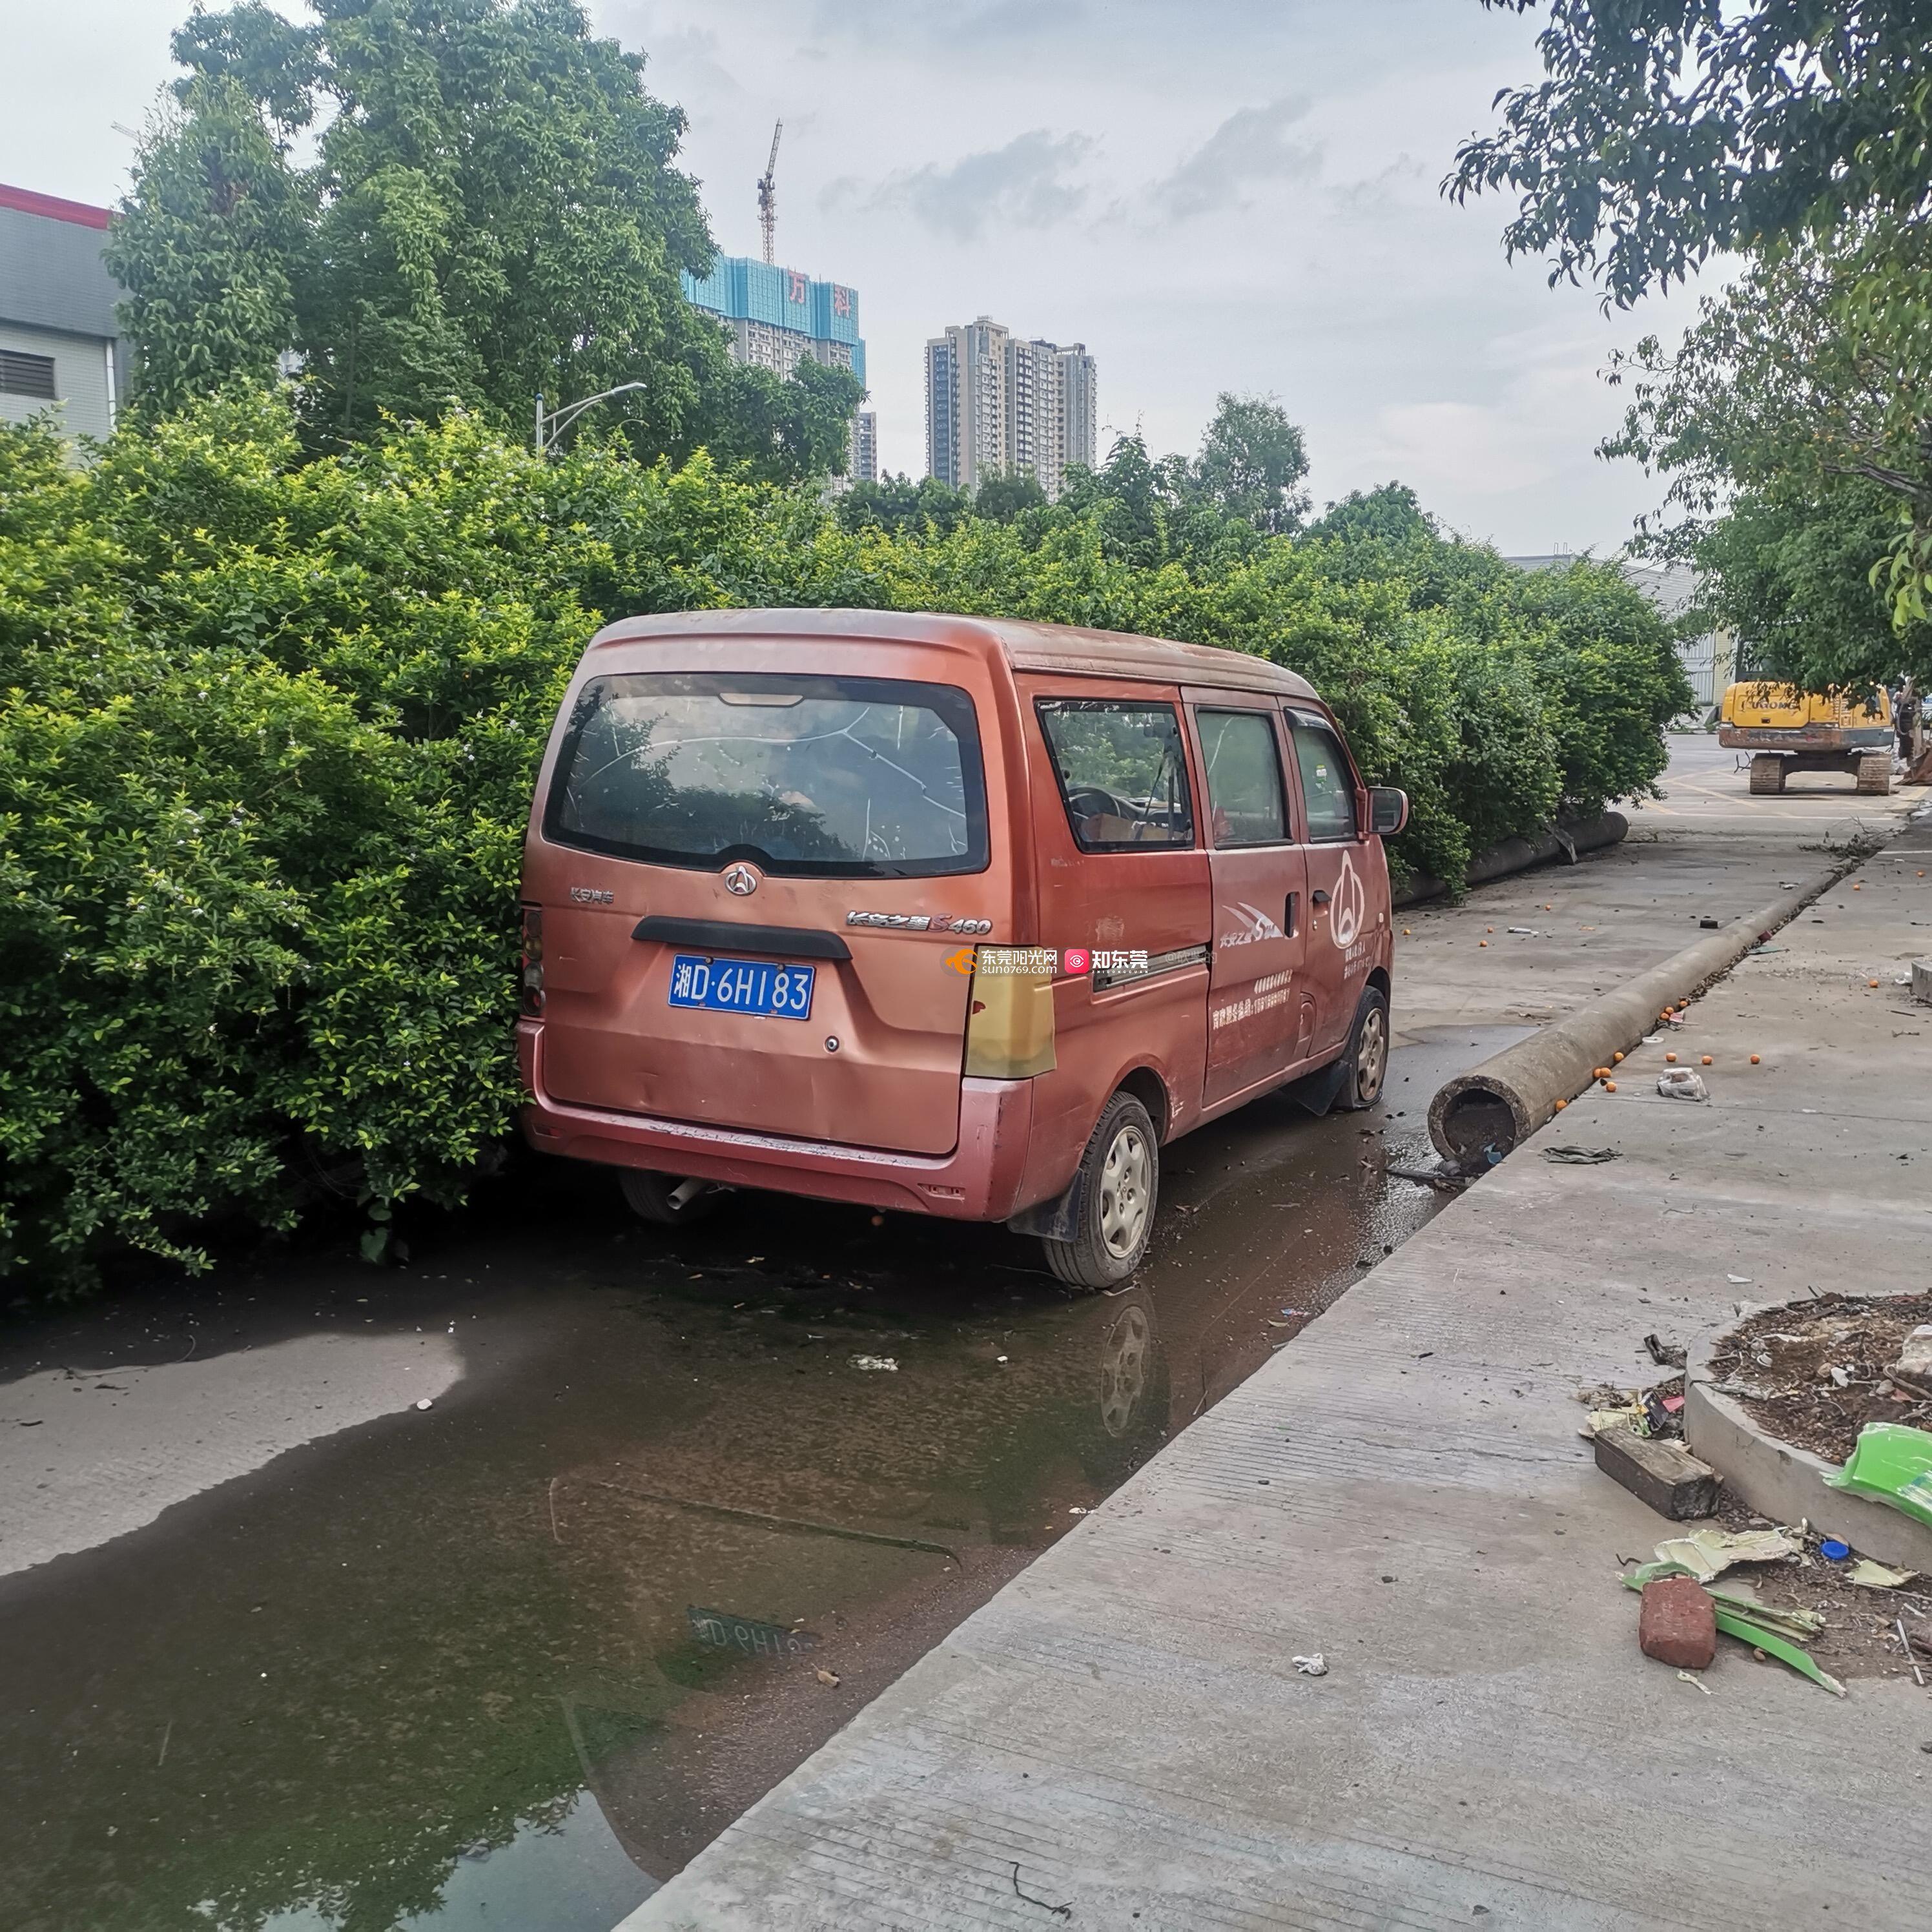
[962,952,1056,1078]
[519,904,544,1016]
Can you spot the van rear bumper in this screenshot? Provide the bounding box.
[517,1022,1033,1220]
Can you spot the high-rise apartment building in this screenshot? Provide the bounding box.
[848,409,878,486]
[925,317,1096,500]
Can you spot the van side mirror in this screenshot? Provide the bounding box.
[1368,786,1408,837]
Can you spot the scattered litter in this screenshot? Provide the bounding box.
[1677,1669,1712,1694]
[1506,926,1542,936]
[849,1355,899,1372]
[1824,1423,1932,1530]
[1849,1558,1917,1590]
[1657,1068,1709,1102]
[1819,1538,1851,1561]
[414,1398,433,1411]
[995,1354,1009,1364]
[1829,1364,1853,1388]
[1726,1274,1753,1286]
[1700,916,1720,929]
[1291,1654,1328,1676]
[815,1668,841,1686]
[1718,1605,1846,1696]
[1650,1525,1803,1581]
[1068,1506,1089,1516]
[1645,1333,1687,1369]
[1543,1146,1619,1164]
[1893,1325,1932,1379]
[1622,1561,1842,1695]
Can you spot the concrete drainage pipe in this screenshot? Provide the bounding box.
[1427,869,1841,1165]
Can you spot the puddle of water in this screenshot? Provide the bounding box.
[0,1029,1518,1931]
[246,1793,653,1932]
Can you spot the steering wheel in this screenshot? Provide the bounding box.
[1066,785,1130,822]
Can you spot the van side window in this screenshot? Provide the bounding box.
[1287,712,1357,841]
[1036,699,1195,851]
[1197,710,1288,846]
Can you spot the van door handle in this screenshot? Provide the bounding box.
[1311,888,1331,907]
[1284,892,1298,937]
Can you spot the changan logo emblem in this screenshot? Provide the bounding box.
[1330,851,1366,948]
[722,863,760,898]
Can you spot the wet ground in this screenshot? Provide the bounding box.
[0,1025,1517,1932]
[14,735,1900,1931]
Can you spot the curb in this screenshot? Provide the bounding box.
[1685,1317,1932,1575]
[1393,810,1627,907]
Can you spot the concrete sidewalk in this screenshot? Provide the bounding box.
[626,820,1932,1932]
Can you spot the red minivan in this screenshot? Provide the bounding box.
[518,611,1406,1288]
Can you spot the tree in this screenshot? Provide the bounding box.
[972,471,1049,522]
[1192,391,1310,533]
[114,0,861,480]
[1449,1,1932,305]
[1690,488,1926,692]
[1306,484,1435,548]
[105,76,307,413]
[1601,220,1932,673]
[836,474,972,537]
[703,359,865,486]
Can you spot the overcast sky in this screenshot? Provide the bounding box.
[2,0,1721,554]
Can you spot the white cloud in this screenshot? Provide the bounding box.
[845,130,1094,242]
[1150,99,1320,221]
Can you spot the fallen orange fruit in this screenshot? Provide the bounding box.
[1665,1051,1678,1063]
[1750,1053,1761,1064]
[1604,1080,1617,1092]
[1701,1055,1712,1066]
[1613,1051,1624,1062]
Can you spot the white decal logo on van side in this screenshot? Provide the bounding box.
[1331,851,1366,948]
[1218,901,1286,947]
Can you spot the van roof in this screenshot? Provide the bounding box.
[588,608,1321,703]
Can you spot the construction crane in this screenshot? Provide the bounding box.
[757,119,782,265]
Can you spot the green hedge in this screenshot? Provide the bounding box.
[0,395,1687,1285]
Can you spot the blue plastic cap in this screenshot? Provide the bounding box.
[1820,1538,1851,1560]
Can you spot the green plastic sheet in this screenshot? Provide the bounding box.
[1823,1423,1932,1530]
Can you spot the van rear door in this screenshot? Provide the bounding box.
[531,668,996,1157]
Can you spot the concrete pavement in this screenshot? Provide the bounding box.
[624,796,1932,1929]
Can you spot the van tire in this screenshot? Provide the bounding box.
[1042,1092,1159,1290]
[617,1168,721,1228]
[1333,985,1390,1111]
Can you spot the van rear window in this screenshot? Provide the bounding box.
[543,672,988,877]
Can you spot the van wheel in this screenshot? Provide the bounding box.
[1334,986,1390,1111]
[1042,1093,1158,1290]
[617,1169,721,1227]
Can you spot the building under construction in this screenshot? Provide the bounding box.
[680,256,866,391]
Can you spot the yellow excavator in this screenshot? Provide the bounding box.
[1717,683,1894,795]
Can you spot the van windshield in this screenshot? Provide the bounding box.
[544,672,989,877]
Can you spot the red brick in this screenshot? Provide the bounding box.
[1639,1576,1716,1670]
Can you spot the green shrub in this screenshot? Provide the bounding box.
[0,394,1684,1286]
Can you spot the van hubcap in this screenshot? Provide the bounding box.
[1357,1007,1388,1100]
[1098,1125,1152,1259]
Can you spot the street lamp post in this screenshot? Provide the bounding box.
[534,381,647,456]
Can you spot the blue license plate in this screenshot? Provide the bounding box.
[666,954,815,1021]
